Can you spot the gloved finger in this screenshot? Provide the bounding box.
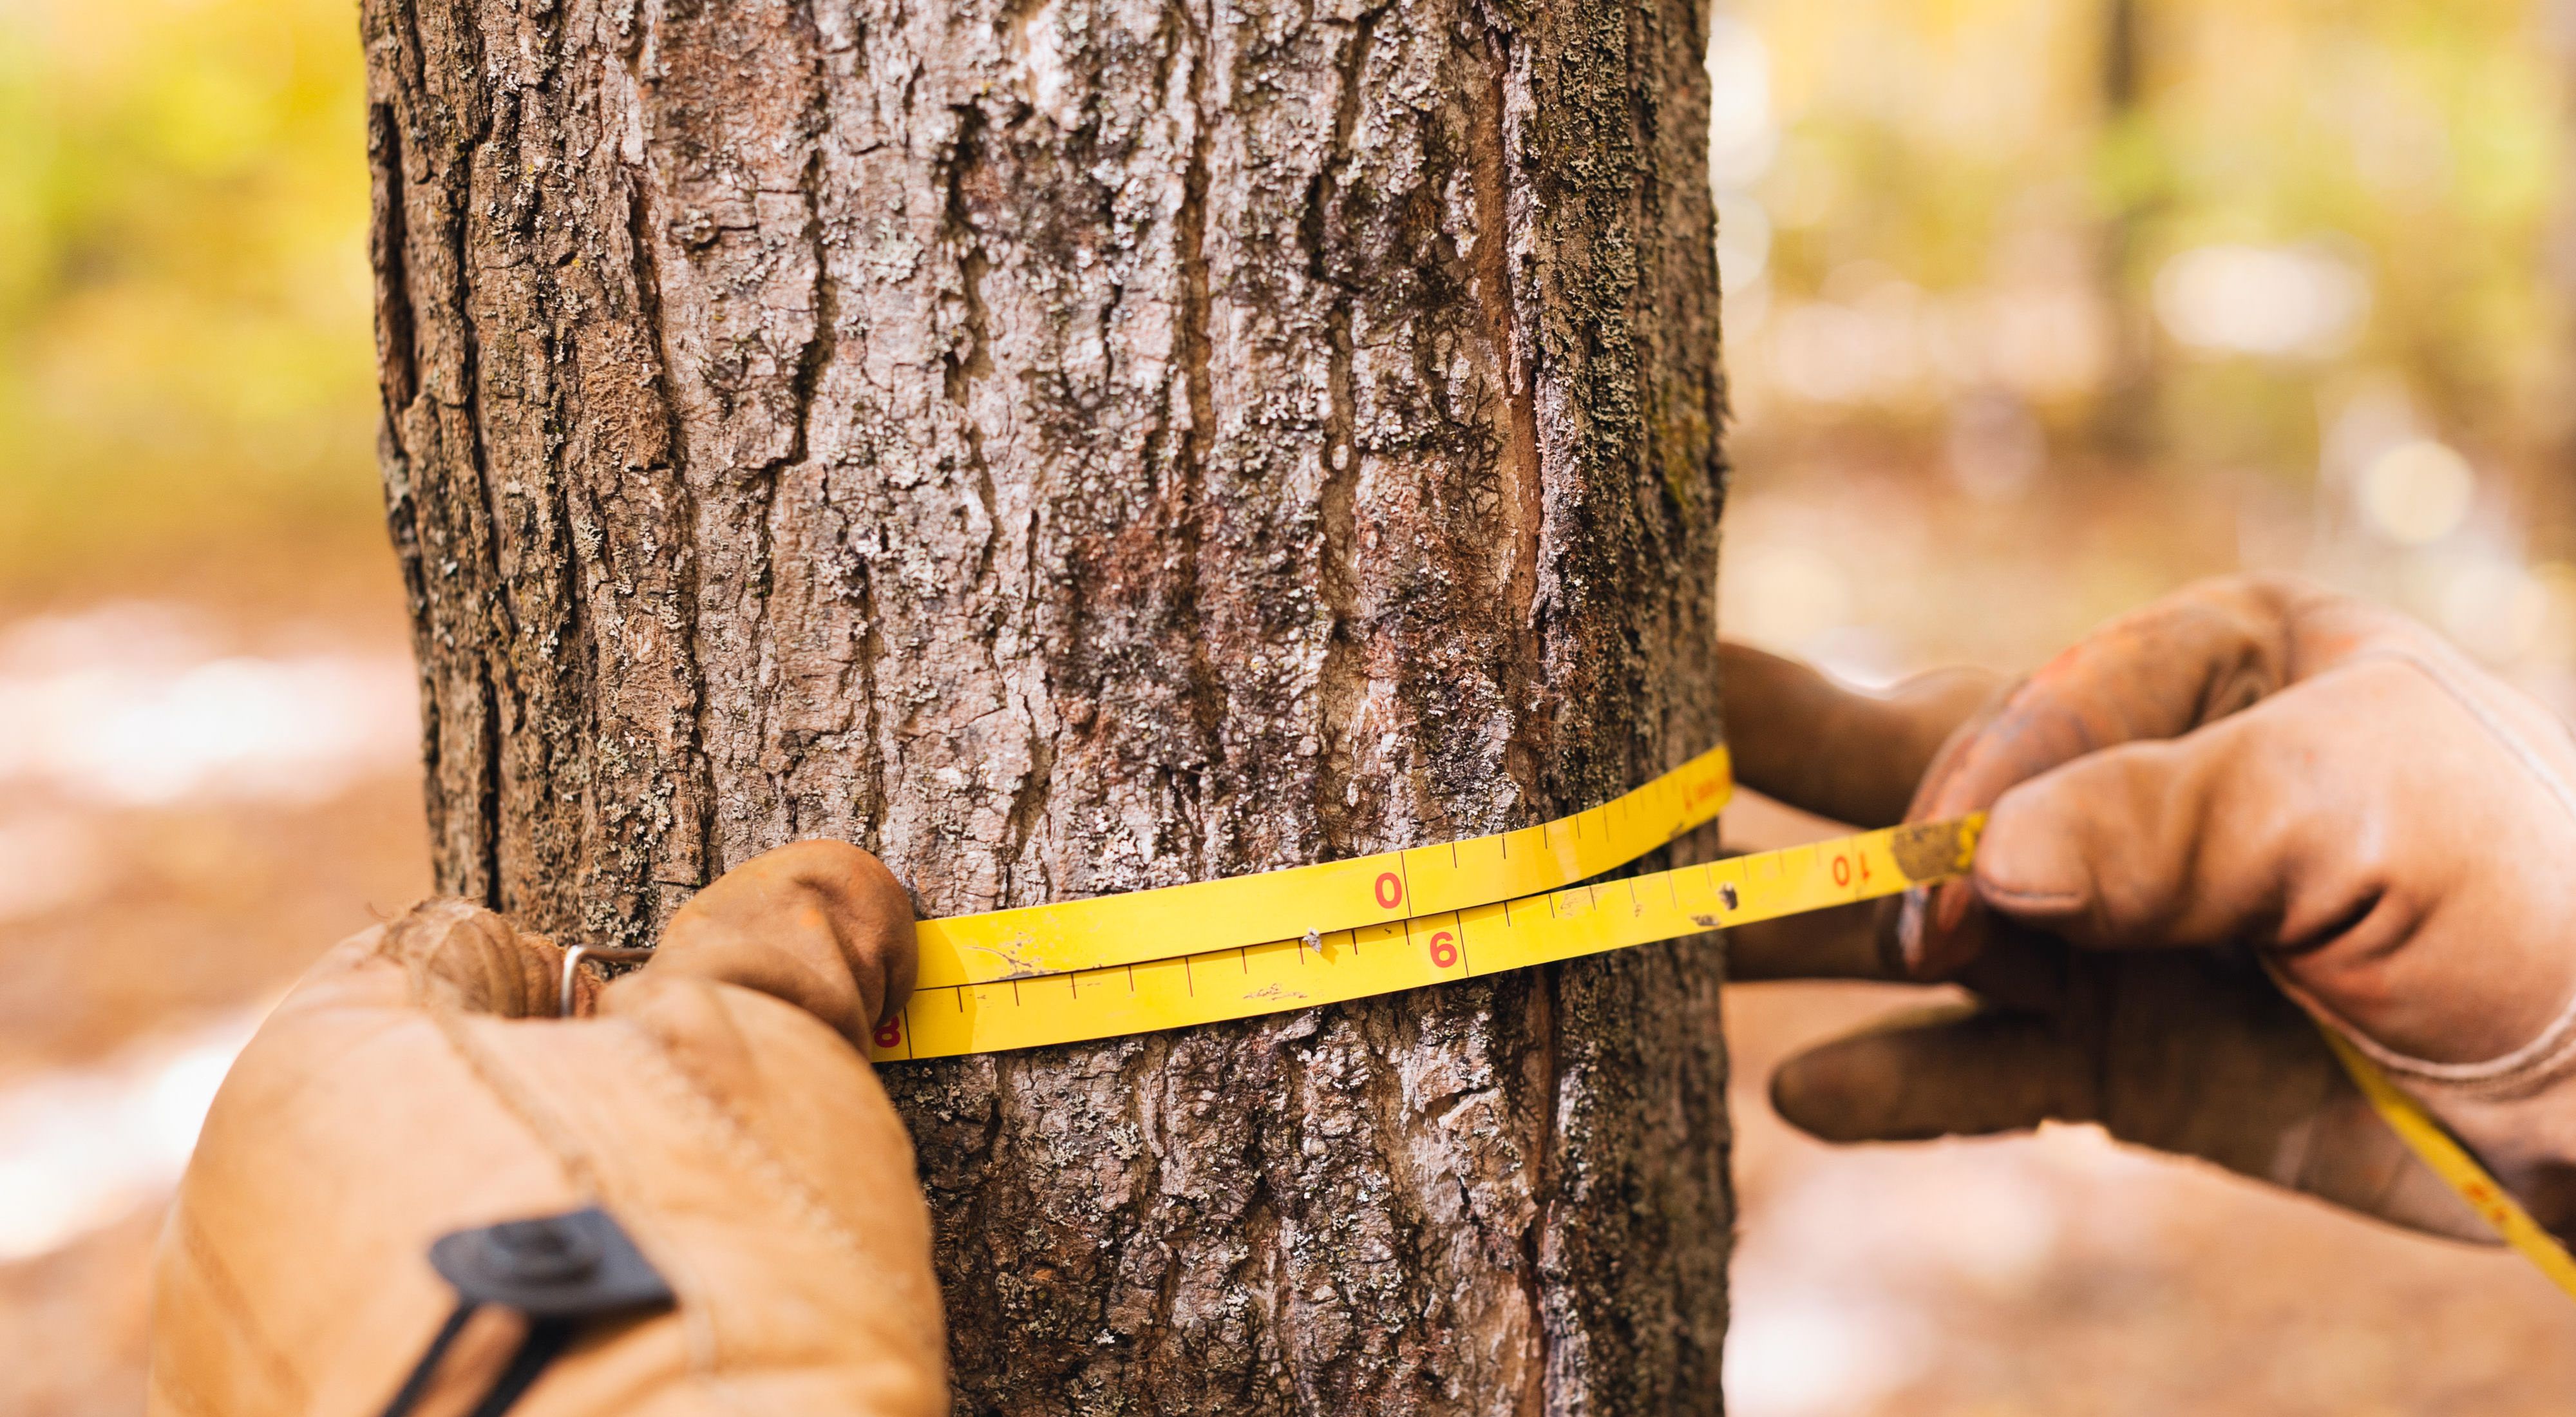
[288,898,565,1020]
[1770,994,2493,1241]
[1770,1001,2092,1141]
[1977,656,2576,1064]
[1971,719,2304,958]
[1900,575,2335,976]
[2096,949,2492,1241]
[644,839,920,1046]
[1724,897,2079,999]
[1721,642,2003,828]
[1725,900,1902,981]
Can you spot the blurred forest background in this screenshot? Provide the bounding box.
[5,0,2576,1411]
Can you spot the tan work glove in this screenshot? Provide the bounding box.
[1725,574,2576,1242]
[147,841,947,1417]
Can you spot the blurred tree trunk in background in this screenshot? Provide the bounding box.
[2092,0,2159,454]
[363,0,1731,1409]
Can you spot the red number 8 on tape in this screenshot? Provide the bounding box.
[1426,930,1459,970]
[873,1016,904,1051]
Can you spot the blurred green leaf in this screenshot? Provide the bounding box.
[0,0,375,592]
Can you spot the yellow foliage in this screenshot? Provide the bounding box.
[0,0,374,589]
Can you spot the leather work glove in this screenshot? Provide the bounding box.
[1723,574,2576,1243]
[147,841,947,1417]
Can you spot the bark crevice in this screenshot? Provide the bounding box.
[1170,0,1224,878]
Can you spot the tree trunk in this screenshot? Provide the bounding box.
[363,0,1731,1409]
[2090,0,2158,454]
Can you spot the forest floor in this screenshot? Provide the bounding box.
[0,542,430,1414]
[3,475,2575,1414]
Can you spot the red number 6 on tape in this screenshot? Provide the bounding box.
[1426,930,1459,970]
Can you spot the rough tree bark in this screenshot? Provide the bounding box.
[363,0,1732,1409]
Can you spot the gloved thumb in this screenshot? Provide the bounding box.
[1721,642,2002,828]
[643,839,920,1047]
[1968,694,2318,957]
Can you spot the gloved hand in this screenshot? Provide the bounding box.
[147,841,948,1416]
[1724,575,2576,1242]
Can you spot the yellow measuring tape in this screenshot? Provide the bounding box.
[867,744,1961,1060]
[866,747,2576,1299]
[874,813,1980,1061]
[2314,1029,2576,1298]
[908,745,1738,990]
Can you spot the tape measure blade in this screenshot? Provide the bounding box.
[1477,865,1719,973]
[914,746,1736,989]
[2316,1024,2576,1299]
[1399,830,1522,919]
[1728,843,1803,922]
[1488,885,1623,970]
[867,1004,918,1062]
[1404,912,1472,980]
[893,924,1448,1060]
[876,816,1973,1064]
[914,854,1396,991]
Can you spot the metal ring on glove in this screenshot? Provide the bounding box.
[558,946,655,1019]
